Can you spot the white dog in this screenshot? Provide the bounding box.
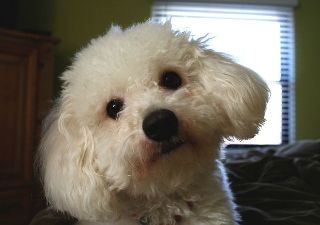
[38,21,269,225]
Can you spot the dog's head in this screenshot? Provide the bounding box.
[39,21,269,221]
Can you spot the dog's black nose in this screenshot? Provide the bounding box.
[143,109,178,142]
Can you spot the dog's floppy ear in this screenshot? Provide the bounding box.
[201,50,270,140]
[38,99,120,221]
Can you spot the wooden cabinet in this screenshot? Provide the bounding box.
[0,29,59,225]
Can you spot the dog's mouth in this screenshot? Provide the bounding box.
[153,139,185,157]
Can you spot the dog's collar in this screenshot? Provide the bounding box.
[139,215,182,225]
[138,201,193,225]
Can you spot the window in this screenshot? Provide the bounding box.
[152,0,297,146]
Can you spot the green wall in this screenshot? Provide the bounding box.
[18,0,320,141]
[295,0,320,140]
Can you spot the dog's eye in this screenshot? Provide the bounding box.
[160,71,182,90]
[106,99,124,120]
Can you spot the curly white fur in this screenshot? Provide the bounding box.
[38,21,269,225]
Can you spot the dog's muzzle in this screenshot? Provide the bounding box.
[143,109,178,142]
[143,109,185,155]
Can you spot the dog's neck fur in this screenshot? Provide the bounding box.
[114,161,234,225]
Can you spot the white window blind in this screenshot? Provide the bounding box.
[152,1,296,145]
